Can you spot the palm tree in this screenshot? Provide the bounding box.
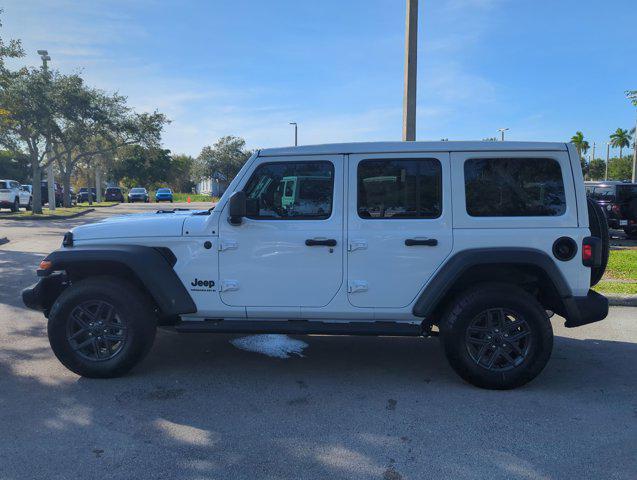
[570,131,590,157]
[609,128,631,159]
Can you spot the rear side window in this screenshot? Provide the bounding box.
[465,158,566,217]
[0,181,8,189]
[357,158,442,219]
[243,161,334,220]
[617,185,637,202]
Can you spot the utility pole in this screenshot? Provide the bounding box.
[605,142,610,180]
[498,128,509,141]
[633,116,637,183]
[402,0,418,141]
[38,49,55,211]
[289,122,298,146]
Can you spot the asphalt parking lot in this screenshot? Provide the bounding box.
[0,203,636,480]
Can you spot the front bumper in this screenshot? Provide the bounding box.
[563,289,609,328]
[22,273,68,315]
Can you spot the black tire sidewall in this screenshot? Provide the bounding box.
[587,198,609,286]
[441,284,553,390]
[48,278,156,378]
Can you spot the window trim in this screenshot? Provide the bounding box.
[244,160,336,221]
[356,157,443,220]
[463,156,566,218]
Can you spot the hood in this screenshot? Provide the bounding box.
[71,211,200,241]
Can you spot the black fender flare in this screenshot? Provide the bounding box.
[37,244,196,316]
[412,247,572,318]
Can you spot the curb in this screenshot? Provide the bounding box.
[606,294,637,307]
[76,202,120,208]
[0,208,95,221]
[0,237,8,245]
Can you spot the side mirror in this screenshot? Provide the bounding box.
[228,191,247,225]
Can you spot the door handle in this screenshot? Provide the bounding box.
[405,238,438,246]
[305,238,337,247]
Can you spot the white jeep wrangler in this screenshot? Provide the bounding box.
[23,141,609,389]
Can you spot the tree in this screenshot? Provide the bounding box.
[607,155,632,181]
[588,158,606,180]
[0,67,53,213]
[112,145,172,189]
[170,154,195,193]
[195,136,252,184]
[49,74,168,206]
[570,131,590,176]
[0,149,29,181]
[570,131,590,157]
[609,127,631,162]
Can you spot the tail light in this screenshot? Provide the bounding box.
[582,237,601,267]
[611,204,621,215]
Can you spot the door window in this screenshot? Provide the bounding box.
[243,161,334,219]
[357,158,442,219]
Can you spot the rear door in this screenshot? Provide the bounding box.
[347,153,453,308]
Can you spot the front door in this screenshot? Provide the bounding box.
[347,153,453,308]
[218,155,344,311]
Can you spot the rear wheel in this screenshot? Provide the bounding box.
[587,198,609,286]
[440,283,553,389]
[26,197,32,211]
[48,277,157,378]
[11,197,19,212]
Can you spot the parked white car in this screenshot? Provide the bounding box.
[23,141,610,389]
[0,179,32,211]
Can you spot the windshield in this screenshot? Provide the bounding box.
[157,188,171,193]
[106,187,120,193]
[589,186,616,201]
[130,188,146,193]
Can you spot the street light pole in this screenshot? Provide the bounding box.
[402,0,418,141]
[605,142,610,180]
[289,122,298,146]
[498,128,509,141]
[38,49,55,211]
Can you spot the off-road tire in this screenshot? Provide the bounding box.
[48,277,157,378]
[440,283,553,390]
[587,197,609,286]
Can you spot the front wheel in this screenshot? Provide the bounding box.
[440,283,553,390]
[26,197,32,211]
[48,277,157,378]
[11,198,19,212]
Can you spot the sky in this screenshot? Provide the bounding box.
[2,0,636,156]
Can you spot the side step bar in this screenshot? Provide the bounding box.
[174,319,425,337]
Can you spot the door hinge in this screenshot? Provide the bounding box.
[220,280,239,292]
[218,240,238,252]
[348,281,368,293]
[348,240,368,252]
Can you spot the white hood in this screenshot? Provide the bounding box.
[71,211,197,241]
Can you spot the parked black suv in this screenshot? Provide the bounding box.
[77,187,97,203]
[104,187,124,202]
[585,181,637,238]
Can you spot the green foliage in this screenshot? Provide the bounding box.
[170,154,195,193]
[112,145,172,189]
[610,128,631,152]
[587,158,606,180]
[0,150,29,181]
[607,155,633,180]
[194,136,252,184]
[570,131,590,157]
[627,90,637,107]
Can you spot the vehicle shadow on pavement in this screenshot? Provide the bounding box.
[0,249,46,308]
[1,321,636,480]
